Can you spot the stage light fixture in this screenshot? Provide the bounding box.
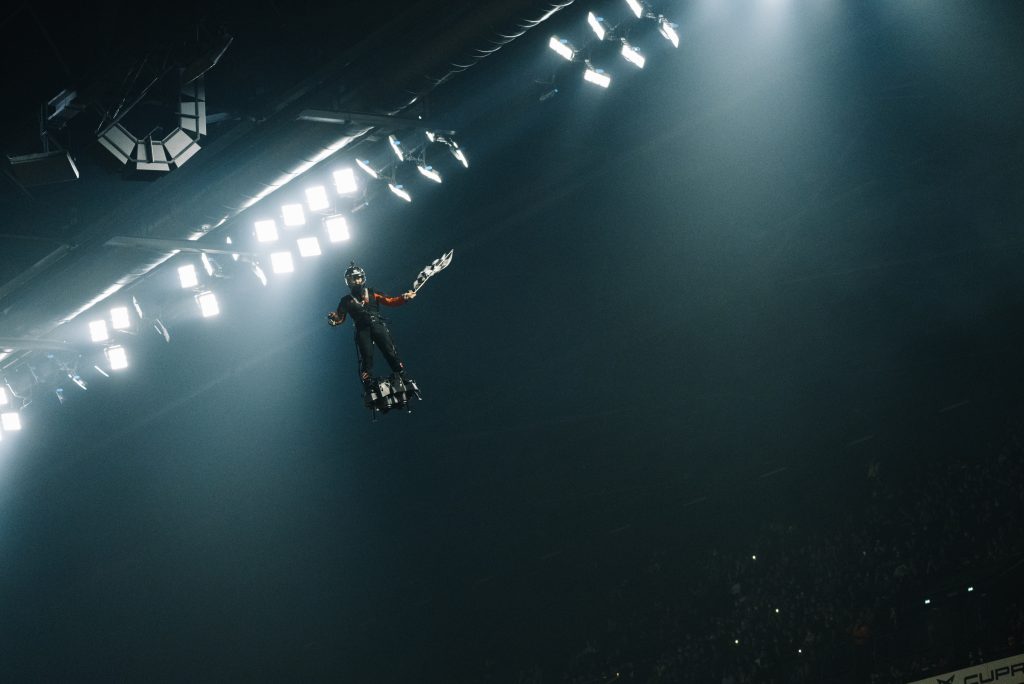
[271,251,295,274]
[325,215,350,242]
[0,387,7,405]
[658,17,679,47]
[583,65,611,88]
[1,411,21,431]
[425,130,437,143]
[196,291,220,317]
[417,164,442,183]
[305,185,330,211]
[178,264,199,289]
[388,135,405,161]
[451,146,468,168]
[111,306,131,330]
[201,252,216,276]
[626,0,644,18]
[587,12,607,40]
[89,320,110,343]
[356,159,379,179]
[106,345,129,371]
[548,36,575,61]
[282,203,306,227]
[254,219,279,242]
[333,167,358,194]
[388,183,412,202]
[621,42,645,68]
[297,236,322,257]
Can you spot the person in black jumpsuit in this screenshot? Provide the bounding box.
[327,263,415,387]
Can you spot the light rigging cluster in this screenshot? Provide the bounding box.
[546,0,678,91]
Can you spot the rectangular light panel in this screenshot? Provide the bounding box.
[387,183,411,202]
[0,387,8,406]
[305,186,330,211]
[587,12,606,40]
[417,165,442,183]
[90,320,110,342]
[583,67,612,88]
[1,411,21,431]
[105,345,129,371]
[271,251,295,274]
[621,43,646,68]
[110,306,131,330]
[548,36,574,61]
[178,264,199,288]
[297,236,322,257]
[333,168,358,194]
[282,203,306,226]
[196,291,220,318]
[325,215,350,242]
[255,219,279,242]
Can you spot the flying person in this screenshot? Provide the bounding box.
[327,262,416,390]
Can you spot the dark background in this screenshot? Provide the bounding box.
[2,1,1023,681]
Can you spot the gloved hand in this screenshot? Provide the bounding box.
[327,311,342,326]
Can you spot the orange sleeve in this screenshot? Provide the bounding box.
[374,292,406,307]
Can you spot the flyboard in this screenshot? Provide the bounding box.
[360,250,453,420]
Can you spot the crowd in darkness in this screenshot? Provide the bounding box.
[548,410,1024,684]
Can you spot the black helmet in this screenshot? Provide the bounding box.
[345,262,366,288]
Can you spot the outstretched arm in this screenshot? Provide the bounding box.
[375,291,416,307]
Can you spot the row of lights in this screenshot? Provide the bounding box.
[548,0,679,89]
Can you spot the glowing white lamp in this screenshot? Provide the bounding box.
[388,183,412,202]
[196,291,220,318]
[584,66,611,88]
[111,306,131,330]
[90,320,110,342]
[1,411,21,431]
[587,12,607,40]
[178,264,199,289]
[282,203,306,227]
[659,17,680,47]
[451,146,468,168]
[388,134,404,161]
[549,36,575,61]
[356,159,379,179]
[626,0,643,18]
[254,219,279,242]
[106,345,129,371]
[297,236,322,257]
[305,185,330,211]
[271,251,295,274]
[333,167,358,194]
[621,42,645,68]
[417,164,442,183]
[325,215,350,242]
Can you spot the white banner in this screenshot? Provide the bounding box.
[907,653,1024,684]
